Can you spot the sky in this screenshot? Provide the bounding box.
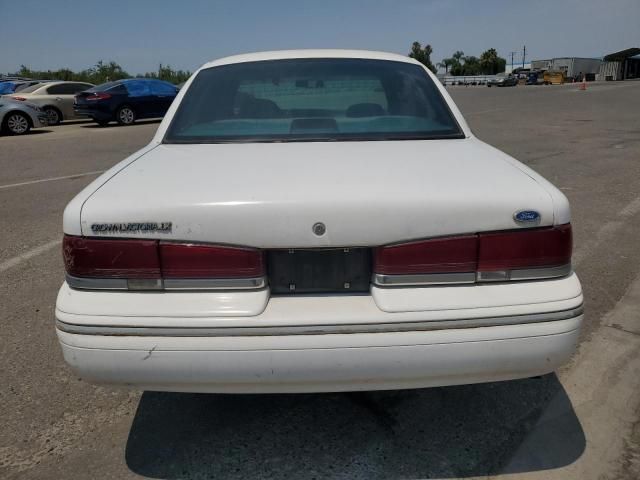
[1,0,638,75]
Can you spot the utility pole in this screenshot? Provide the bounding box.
[522,45,526,68]
[509,51,518,73]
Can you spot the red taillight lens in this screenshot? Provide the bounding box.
[63,236,160,278]
[63,236,264,281]
[86,92,111,101]
[11,96,26,101]
[374,236,477,275]
[374,225,572,277]
[160,243,264,278]
[477,224,572,271]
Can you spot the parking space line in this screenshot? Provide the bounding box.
[0,170,105,190]
[464,107,508,116]
[0,239,62,273]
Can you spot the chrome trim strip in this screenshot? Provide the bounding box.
[372,272,476,286]
[66,274,266,291]
[56,305,583,337]
[66,274,128,290]
[163,277,266,290]
[508,264,573,281]
[374,264,572,287]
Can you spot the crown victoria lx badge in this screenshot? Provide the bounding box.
[90,222,172,233]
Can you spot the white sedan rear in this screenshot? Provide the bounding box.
[56,50,582,393]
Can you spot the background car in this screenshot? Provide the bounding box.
[74,78,179,126]
[0,82,17,94]
[13,80,54,92]
[0,98,48,135]
[9,81,94,125]
[487,74,518,87]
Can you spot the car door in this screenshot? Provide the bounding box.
[123,80,153,118]
[44,84,76,119]
[148,80,178,117]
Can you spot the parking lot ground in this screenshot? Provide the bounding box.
[1,82,640,480]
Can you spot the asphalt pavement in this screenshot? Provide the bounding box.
[1,82,639,479]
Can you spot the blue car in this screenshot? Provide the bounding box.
[0,80,52,94]
[0,81,19,94]
[73,78,178,126]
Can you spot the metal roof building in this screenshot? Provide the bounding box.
[531,57,602,79]
[599,48,640,81]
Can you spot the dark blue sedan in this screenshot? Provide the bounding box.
[74,78,178,126]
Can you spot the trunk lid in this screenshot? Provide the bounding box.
[80,139,555,247]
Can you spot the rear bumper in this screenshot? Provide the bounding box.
[56,311,582,393]
[55,273,583,393]
[73,107,111,121]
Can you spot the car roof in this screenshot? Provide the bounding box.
[41,80,93,86]
[115,78,174,84]
[200,49,420,70]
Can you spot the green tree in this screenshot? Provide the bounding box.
[4,61,190,85]
[437,58,454,74]
[479,48,506,75]
[448,51,465,75]
[408,42,436,73]
[462,55,481,75]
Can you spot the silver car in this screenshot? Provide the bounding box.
[0,98,48,135]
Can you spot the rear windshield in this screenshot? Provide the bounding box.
[87,81,126,93]
[164,58,464,143]
[13,83,42,93]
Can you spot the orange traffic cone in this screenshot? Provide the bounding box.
[579,75,587,90]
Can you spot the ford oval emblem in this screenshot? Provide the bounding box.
[514,210,541,224]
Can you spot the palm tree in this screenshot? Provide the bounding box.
[437,58,454,74]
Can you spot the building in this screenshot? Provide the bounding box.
[505,63,531,74]
[531,59,552,71]
[554,58,601,79]
[599,48,640,81]
[530,57,602,79]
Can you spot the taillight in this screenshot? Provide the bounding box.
[63,236,160,278]
[63,235,264,290]
[374,236,477,275]
[160,243,265,278]
[86,92,111,101]
[373,225,572,285]
[477,224,572,271]
[11,96,26,101]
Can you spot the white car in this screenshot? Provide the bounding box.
[56,50,583,393]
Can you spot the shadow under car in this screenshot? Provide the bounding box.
[125,373,584,479]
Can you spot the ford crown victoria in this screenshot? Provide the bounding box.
[56,50,583,393]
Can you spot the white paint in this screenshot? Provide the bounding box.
[75,139,561,247]
[0,170,105,191]
[55,51,582,394]
[66,50,570,245]
[56,316,581,393]
[0,239,61,273]
[56,273,582,328]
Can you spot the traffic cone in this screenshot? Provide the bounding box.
[579,75,587,90]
